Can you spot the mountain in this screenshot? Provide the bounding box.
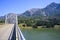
[0,2,60,20]
[18,8,47,20]
[0,16,5,20]
[18,2,60,20]
[0,13,16,21]
[22,8,45,16]
[44,2,60,16]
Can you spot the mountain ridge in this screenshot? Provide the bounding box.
[0,2,60,20]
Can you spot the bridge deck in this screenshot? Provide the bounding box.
[0,24,14,40]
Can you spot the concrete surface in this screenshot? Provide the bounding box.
[0,24,14,40]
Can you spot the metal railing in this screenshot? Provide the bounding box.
[5,14,25,40]
[17,26,26,40]
[8,24,16,40]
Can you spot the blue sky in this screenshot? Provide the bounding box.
[0,0,60,16]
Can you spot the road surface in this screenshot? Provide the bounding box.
[0,24,14,40]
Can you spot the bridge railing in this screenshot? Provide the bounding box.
[5,13,25,40]
[8,24,16,40]
[8,26,14,40]
[17,26,26,40]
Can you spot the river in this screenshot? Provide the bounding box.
[21,28,60,40]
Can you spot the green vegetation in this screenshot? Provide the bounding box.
[18,17,60,29]
[0,20,5,23]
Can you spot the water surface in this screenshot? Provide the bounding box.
[21,28,60,40]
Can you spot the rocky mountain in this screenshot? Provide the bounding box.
[18,2,60,20]
[22,8,45,16]
[44,2,60,16]
[19,8,46,19]
[0,2,60,20]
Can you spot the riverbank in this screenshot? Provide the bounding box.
[20,27,60,40]
[19,26,60,32]
[19,23,60,29]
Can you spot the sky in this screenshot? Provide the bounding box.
[0,0,60,16]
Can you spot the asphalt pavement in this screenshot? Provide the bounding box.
[0,24,14,40]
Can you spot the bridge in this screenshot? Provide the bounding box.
[0,13,25,40]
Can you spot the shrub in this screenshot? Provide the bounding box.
[32,24,37,28]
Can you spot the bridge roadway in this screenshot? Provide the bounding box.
[0,24,15,40]
[0,13,25,40]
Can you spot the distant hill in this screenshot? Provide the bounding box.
[0,2,60,20]
[18,2,60,20]
[0,16,5,20]
[44,2,60,16]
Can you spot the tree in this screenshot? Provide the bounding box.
[0,20,5,23]
[45,21,54,28]
[32,24,37,28]
[36,21,46,26]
